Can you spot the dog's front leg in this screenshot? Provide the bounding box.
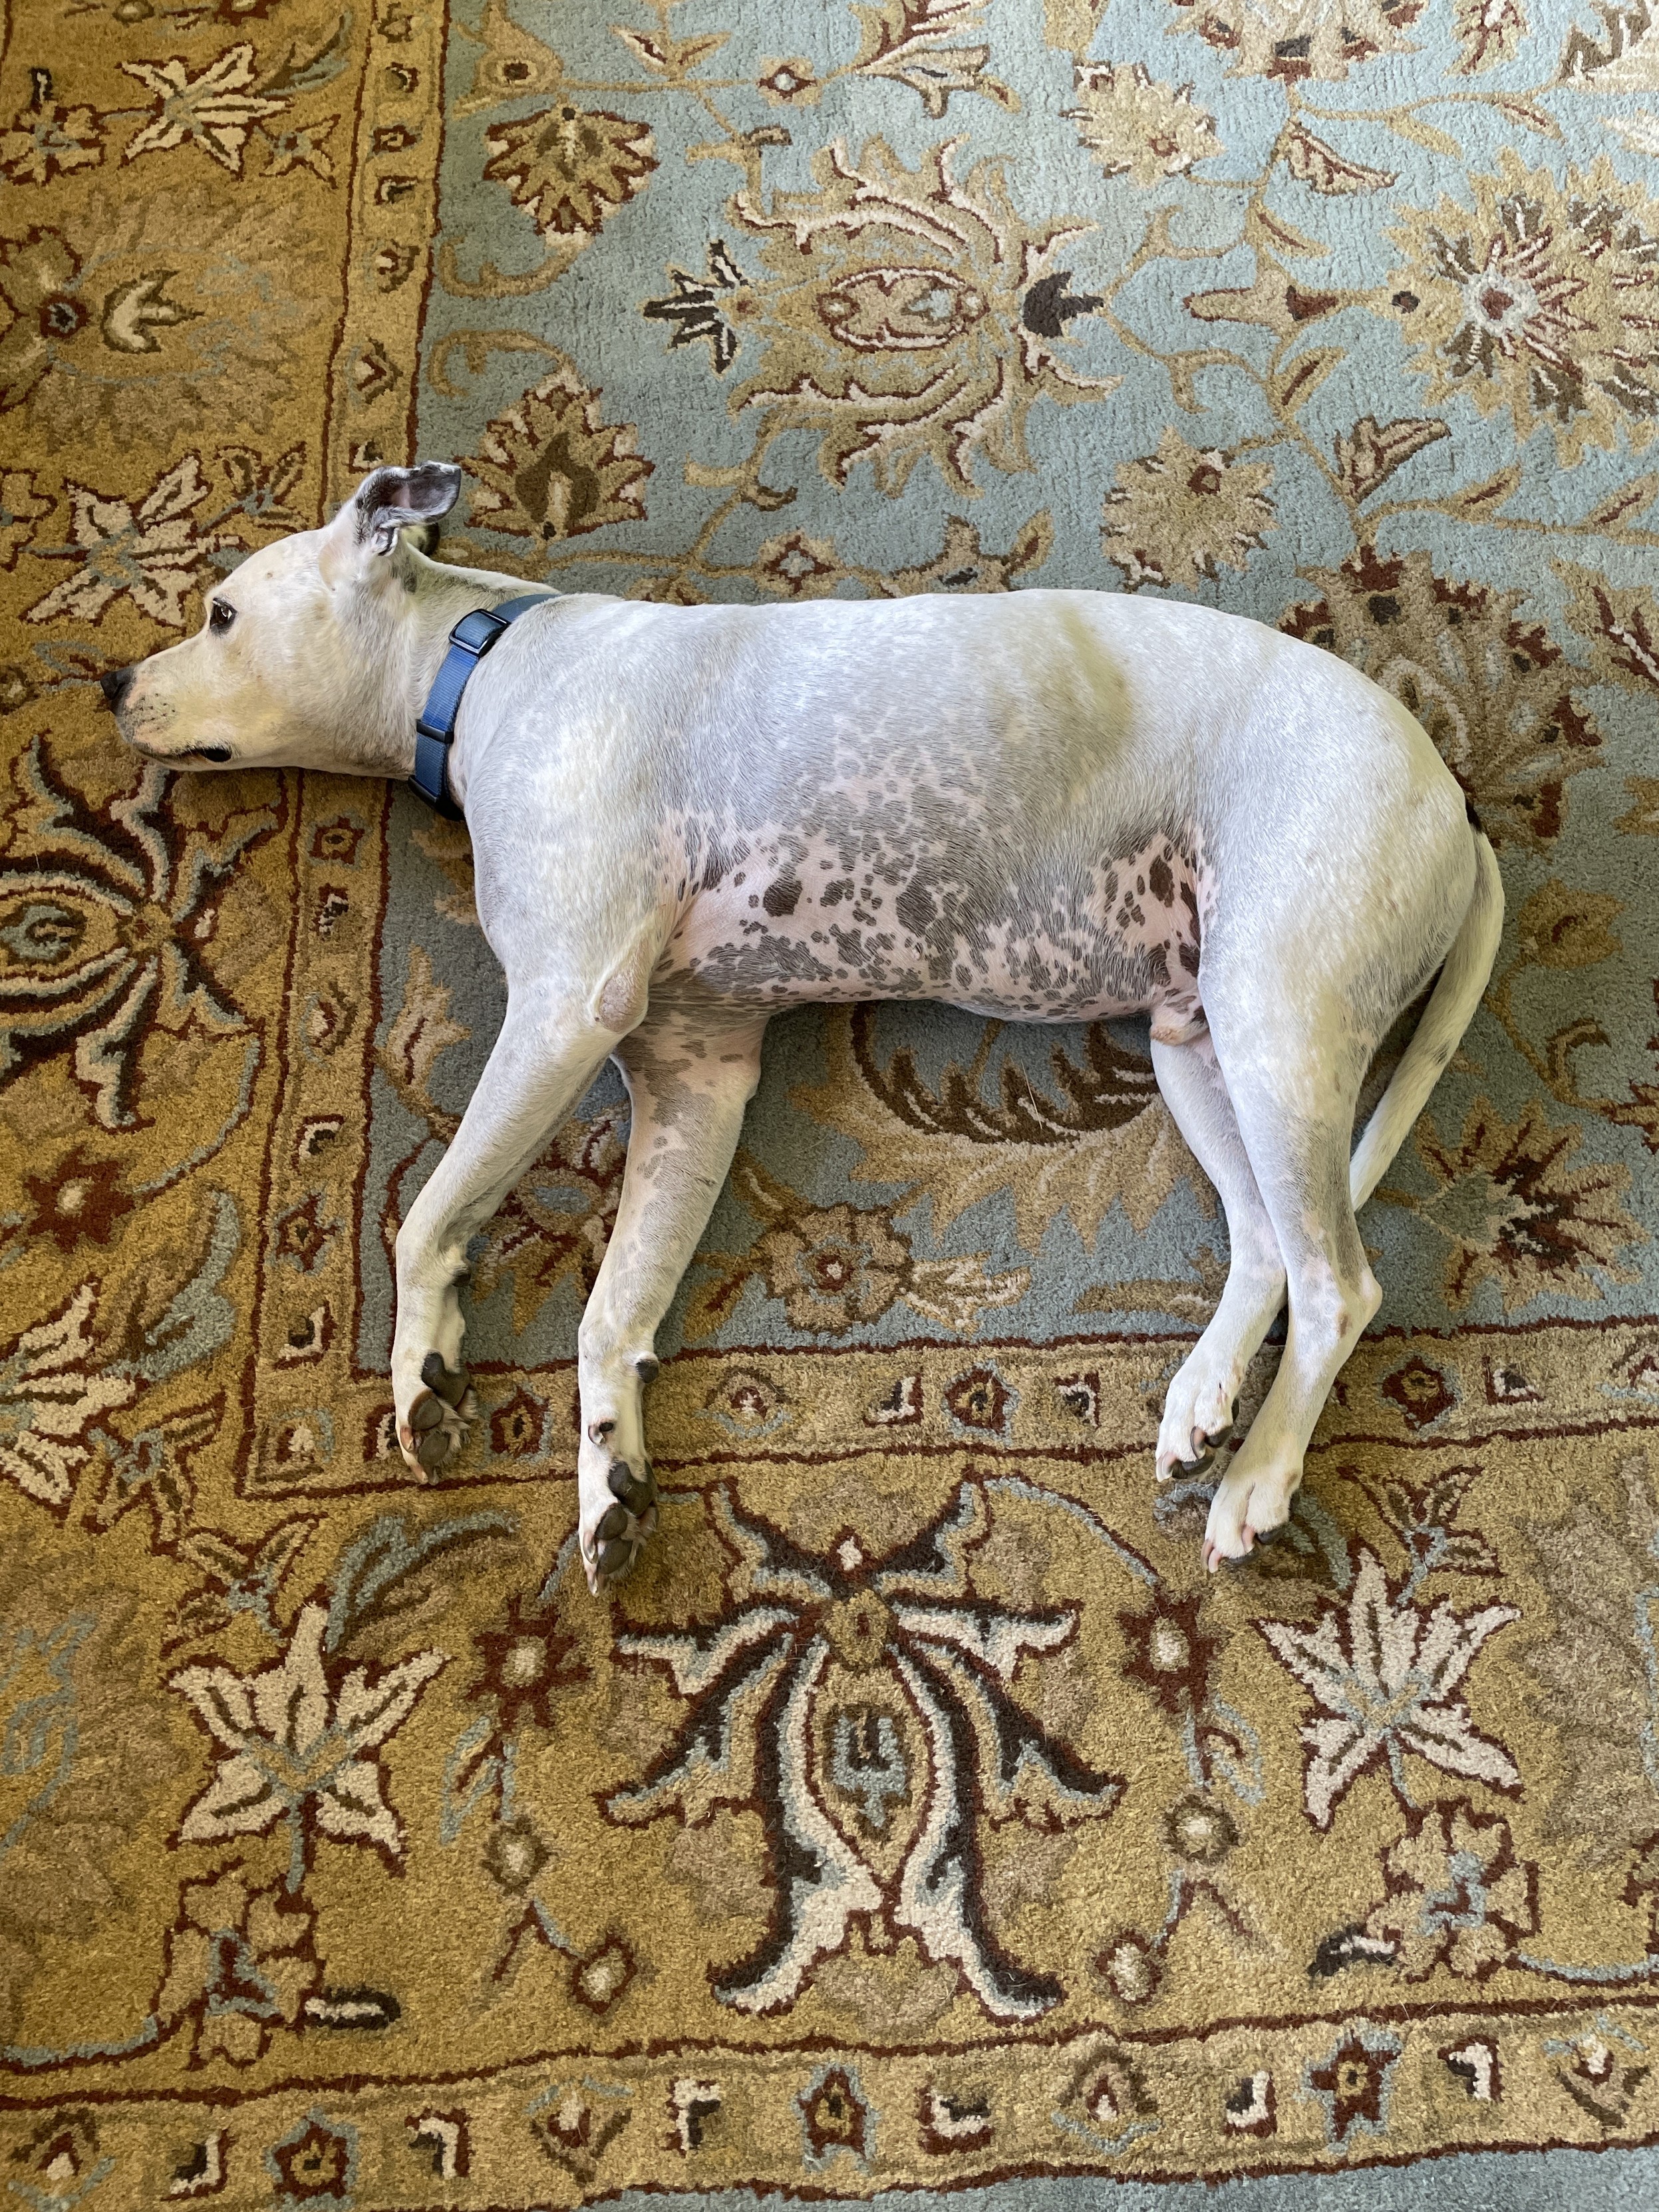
[394,991,611,1474]
[577,1007,768,1593]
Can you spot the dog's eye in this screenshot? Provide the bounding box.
[209,599,235,634]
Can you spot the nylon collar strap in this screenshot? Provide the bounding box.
[410,593,551,818]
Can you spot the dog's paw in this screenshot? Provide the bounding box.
[582,1457,658,1594]
[397,1353,478,1477]
[1201,1459,1296,1573]
[1155,1376,1238,1484]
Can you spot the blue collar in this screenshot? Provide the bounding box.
[410,593,551,818]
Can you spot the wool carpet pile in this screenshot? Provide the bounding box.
[4,1,1659,2205]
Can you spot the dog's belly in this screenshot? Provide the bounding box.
[653,828,1207,1040]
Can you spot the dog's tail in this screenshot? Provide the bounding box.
[1348,825,1503,1212]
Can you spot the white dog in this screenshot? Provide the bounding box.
[103,464,1502,1591]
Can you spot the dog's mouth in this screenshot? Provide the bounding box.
[129,738,233,764]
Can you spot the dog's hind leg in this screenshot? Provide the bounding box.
[575,1007,768,1593]
[1195,817,1498,1567]
[393,994,611,1476]
[1195,988,1382,1571]
[1149,1032,1285,1481]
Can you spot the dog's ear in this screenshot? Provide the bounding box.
[352,463,462,556]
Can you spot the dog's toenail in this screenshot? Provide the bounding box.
[589,1419,615,1442]
[597,1537,631,1575]
[597,1503,629,1540]
[410,1396,444,1432]
[635,1354,659,1381]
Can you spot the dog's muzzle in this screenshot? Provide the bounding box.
[98,667,232,762]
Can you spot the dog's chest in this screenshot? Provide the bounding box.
[652,822,1208,1040]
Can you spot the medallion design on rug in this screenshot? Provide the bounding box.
[606,1478,1125,2018]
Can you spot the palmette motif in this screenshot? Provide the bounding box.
[5,1,1659,2204]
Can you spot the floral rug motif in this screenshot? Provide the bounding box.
[5,2,1659,2206]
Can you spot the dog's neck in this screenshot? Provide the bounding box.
[357,547,550,777]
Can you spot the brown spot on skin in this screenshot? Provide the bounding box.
[762,876,801,917]
[1147,856,1173,906]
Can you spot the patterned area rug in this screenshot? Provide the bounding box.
[5,1,1659,2205]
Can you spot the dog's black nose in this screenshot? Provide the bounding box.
[99,667,134,711]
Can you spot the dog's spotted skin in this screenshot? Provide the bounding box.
[658,824,1208,1042]
[104,464,1503,1591]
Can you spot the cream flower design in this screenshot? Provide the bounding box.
[25,455,227,628]
[0,1284,135,1507]
[170,1602,446,1889]
[1068,63,1219,186]
[1102,428,1275,589]
[122,46,288,175]
[1259,1548,1520,1829]
[1387,152,1659,466]
[0,100,102,187]
[156,1865,321,2065]
[1361,1799,1537,1980]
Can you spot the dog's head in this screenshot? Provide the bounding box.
[100,463,463,775]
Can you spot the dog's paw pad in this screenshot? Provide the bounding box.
[421,1353,472,1408]
[399,1370,476,1478]
[587,1458,659,1590]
